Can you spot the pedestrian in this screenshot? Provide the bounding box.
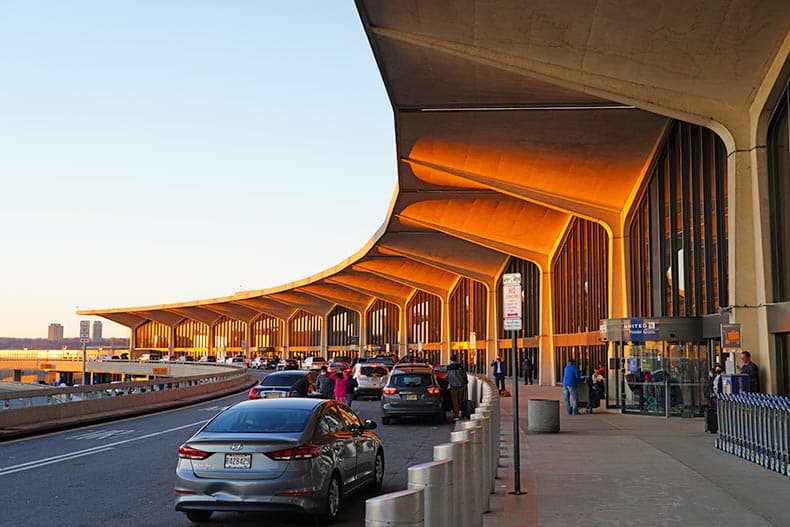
[330,368,349,402]
[589,366,605,412]
[345,370,358,406]
[316,366,334,399]
[740,351,760,392]
[562,358,581,415]
[491,355,506,392]
[521,356,534,385]
[446,354,468,420]
[290,375,310,397]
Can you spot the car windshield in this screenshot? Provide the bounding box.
[361,366,388,377]
[391,373,433,388]
[204,407,312,434]
[260,374,304,387]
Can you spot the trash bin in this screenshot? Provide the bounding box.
[528,399,560,433]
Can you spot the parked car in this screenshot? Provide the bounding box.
[380,364,444,425]
[276,359,300,371]
[198,355,217,363]
[174,398,384,523]
[230,356,248,367]
[352,363,390,399]
[302,356,327,371]
[248,370,317,399]
[329,356,352,368]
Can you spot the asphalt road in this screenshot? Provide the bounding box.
[0,372,455,527]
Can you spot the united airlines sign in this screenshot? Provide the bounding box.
[623,319,659,342]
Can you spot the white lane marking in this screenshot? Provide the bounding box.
[200,405,231,412]
[0,420,208,476]
[69,429,136,441]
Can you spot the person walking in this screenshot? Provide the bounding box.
[521,356,534,385]
[491,355,506,392]
[562,358,581,415]
[344,371,358,406]
[740,351,760,393]
[446,354,468,420]
[316,366,334,399]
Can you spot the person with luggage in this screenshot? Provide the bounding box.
[447,354,468,421]
[491,355,506,392]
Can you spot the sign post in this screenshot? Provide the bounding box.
[80,320,91,385]
[502,273,524,495]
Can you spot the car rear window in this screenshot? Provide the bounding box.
[204,407,312,434]
[391,373,433,388]
[261,373,304,387]
[361,366,388,376]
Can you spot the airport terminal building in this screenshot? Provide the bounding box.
[81,1,790,416]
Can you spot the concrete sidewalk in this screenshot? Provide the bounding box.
[484,383,789,527]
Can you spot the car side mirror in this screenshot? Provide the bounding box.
[363,418,377,430]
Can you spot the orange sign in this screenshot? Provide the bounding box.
[152,367,168,375]
[39,363,55,370]
[721,324,741,348]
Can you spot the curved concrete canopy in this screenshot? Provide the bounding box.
[80,1,789,334]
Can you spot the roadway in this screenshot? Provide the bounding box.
[0,370,455,526]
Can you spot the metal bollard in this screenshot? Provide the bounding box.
[408,459,453,527]
[452,426,483,526]
[366,488,424,527]
[476,403,497,488]
[435,440,472,527]
[471,412,492,510]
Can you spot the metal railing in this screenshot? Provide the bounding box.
[366,375,501,527]
[716,393,790,476]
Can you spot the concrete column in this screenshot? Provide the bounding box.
[609,227,628,319]
[486,285,498,377]
[168,325,176,356]
[359,308,368,356]
[728,146,773,391]
[322,314,329,357]
[283,318,290,359]
[399,303,408,357]
[441,296,451,365]
[539,268,554,386]
[208,324,216,358]
[245,320,253,356]
[129,326,136,355]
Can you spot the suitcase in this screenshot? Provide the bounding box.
[704,407,718,433]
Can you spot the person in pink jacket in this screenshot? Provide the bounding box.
[330,370,349,401]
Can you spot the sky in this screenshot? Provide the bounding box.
[0,1,395,339]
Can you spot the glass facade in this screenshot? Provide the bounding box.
[214,316,245,355]
[288,310,322,360]
[175,319,209,351]
[366,299,400,352]
[407,290,442,350]
[552,218,609,381]
[252,314,282,352]
[628,121,728,317]
[450,278,488,374]
[135,321,170,350]
[768,81,790,395]
[327,306,360,358]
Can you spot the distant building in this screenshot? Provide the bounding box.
[92,320,103,342]
[48,323,64,341]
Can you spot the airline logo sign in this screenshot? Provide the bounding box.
[502,273,522,331]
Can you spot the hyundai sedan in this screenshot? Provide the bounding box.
[174,398,384,523]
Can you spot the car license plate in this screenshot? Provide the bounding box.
[224,453,252,469]
[405,394,418,400]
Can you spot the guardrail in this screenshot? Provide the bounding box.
[0,369,254,433]
[366,374,501,527]
[716,393,790,476]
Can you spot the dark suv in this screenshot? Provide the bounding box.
[380,365,444,424]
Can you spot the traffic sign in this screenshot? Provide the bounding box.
[80,320,90,344]
[502,273,522,324]
[504,318,522,331]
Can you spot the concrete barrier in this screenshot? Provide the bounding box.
[451,428,482,527]
[366,488,424,527]
[434,440,471,527]
[407,459,452,527]
[528,398,560,433]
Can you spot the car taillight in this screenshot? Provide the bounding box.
[178,444,210,460]
[382,386,398,395]
[248,388,259,399]
[426,385,441,395]
[265,443,321,460]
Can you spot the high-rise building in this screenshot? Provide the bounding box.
[48,323,64,341]
[92,320,103,342]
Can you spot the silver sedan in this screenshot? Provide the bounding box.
[174,398,384,523]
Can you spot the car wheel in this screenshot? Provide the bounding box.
[320,473,342,523]
[185,510,212,523]
[370,450,385,491]
[382,416,391,425]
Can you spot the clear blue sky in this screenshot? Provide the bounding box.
[0,1,395,339]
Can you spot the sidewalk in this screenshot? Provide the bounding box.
[484,382,788,527]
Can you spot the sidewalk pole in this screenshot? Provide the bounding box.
[510,331,524,495]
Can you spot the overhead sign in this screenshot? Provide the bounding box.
[623,319,659,342]
[721,324,742,349]
[80,320,90,344]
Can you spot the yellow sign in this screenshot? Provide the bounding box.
[39,363,55,370]
[152,367,168,375]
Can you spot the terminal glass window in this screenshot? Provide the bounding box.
[628,121,728,317]
[449,277,488,341]
[408,291,441,346]
[366,299,399,351]
[252,314,281,349]
[214,317,245,352]
[288,310,322,347]
[135,320,170,350]
[768,83,789,303]
[327,306,360,347]
[496,258,541,378]
[175,319,209,350]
